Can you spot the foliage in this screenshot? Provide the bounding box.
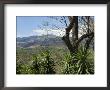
[16,45,94,74]
[62,45,94,74]
[16,16,94,74]
[16,48,55,74]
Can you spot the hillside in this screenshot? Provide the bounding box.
[17,34,65,48]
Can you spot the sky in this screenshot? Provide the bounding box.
[16,16,94,37]
[16,16,69,37]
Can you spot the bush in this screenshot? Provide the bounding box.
[62,46,94,74]
[16,46,94,74]
[30,50,55,74]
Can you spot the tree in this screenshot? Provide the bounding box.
[38,16,94,55]
[61,16,94,74]
[39,16,94,74]
[62,16,94,55]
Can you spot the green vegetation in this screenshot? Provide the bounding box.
[16,45,94,74]
[16,16,94,74]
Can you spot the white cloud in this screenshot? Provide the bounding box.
[32,29,46,36]
[32,29,83,37]
[32,29,65,37]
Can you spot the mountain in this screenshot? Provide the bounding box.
[17,34,65,48]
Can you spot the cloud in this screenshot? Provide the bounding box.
[33,29,46,36]
[32,29,83,37]
[32,29,65,37]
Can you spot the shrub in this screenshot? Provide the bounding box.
[31,50,55,74]
[62,46,94,74]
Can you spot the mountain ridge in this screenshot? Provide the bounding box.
[17,34,65,48]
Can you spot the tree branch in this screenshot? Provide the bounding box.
[76,32,94,46]
[65,16,75,35]
[84,34,94,54]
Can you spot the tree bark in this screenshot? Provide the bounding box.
[62,16,75,54]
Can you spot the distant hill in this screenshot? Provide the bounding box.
[17,34,65,48]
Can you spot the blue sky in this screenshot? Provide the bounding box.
[16,16,94,37]
[16,16,69,37]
